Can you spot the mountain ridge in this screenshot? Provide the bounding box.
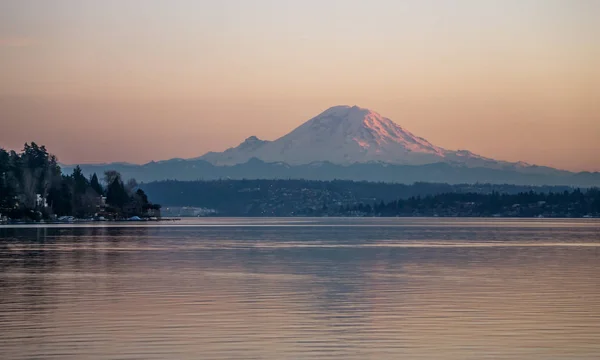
[63,157,600,187]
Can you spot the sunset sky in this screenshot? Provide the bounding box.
[1,0,598,171]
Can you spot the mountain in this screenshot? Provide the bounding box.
[64,105,600,186]
[199,105,522,169]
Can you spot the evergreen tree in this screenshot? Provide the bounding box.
[72,166,89,195]
[90,173,103,195]
[47,178,73,216]
[0,149,13,212]
[135,188,149,207]
[106,176,128,210]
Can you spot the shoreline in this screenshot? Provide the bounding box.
[0,218,181,225]
[3,215,598,226]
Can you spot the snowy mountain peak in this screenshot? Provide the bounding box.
[198,105,510,168]
[313,105,382,127]
[317,105,370,120]
[299,105,444,156]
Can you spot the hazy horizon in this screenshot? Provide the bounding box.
[1,1,599,171]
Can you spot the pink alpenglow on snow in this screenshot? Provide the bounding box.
[200,105,514,169]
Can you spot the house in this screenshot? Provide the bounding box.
[36,194,48,208]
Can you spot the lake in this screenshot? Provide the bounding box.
[1,218,599,359]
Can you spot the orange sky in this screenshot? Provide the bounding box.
[1,1,598,171]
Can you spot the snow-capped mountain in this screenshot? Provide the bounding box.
[65,105,600,187]
[200,105,518,168]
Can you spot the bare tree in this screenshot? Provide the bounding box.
[125,178,138,194]
[104,170,120,186]
[19,167,38,209]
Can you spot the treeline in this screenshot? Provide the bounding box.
[341,189,600,217]
[140,179,596,217]
[142,179,573,208]
[0,143,160,221]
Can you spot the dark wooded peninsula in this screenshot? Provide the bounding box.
[1,143,160,222]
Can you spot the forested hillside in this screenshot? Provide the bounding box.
[140,179,595,217]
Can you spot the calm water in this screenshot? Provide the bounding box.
[1,218,599,359]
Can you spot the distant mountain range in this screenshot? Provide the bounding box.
[65,105,600,186]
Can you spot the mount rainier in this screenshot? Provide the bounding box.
[66,105,599,186]
[200,105,518,169]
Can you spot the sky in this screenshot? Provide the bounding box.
[1,0,598,171]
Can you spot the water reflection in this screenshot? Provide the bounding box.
[1,219,599,359]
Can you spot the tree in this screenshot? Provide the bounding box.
[104,170,120,187]
[69,166,93,217]
[90,173,103,195]
[47,177,73,216]
[15,142,61,210]
[72,166,89,195]
[0,148,15,213]
[125,188,149,217]
[106,176,128,210]
[135,188,149,206]
[77,188,101,218]
[125,178,138,194]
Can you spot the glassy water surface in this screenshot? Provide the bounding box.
[1,218,599,359]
